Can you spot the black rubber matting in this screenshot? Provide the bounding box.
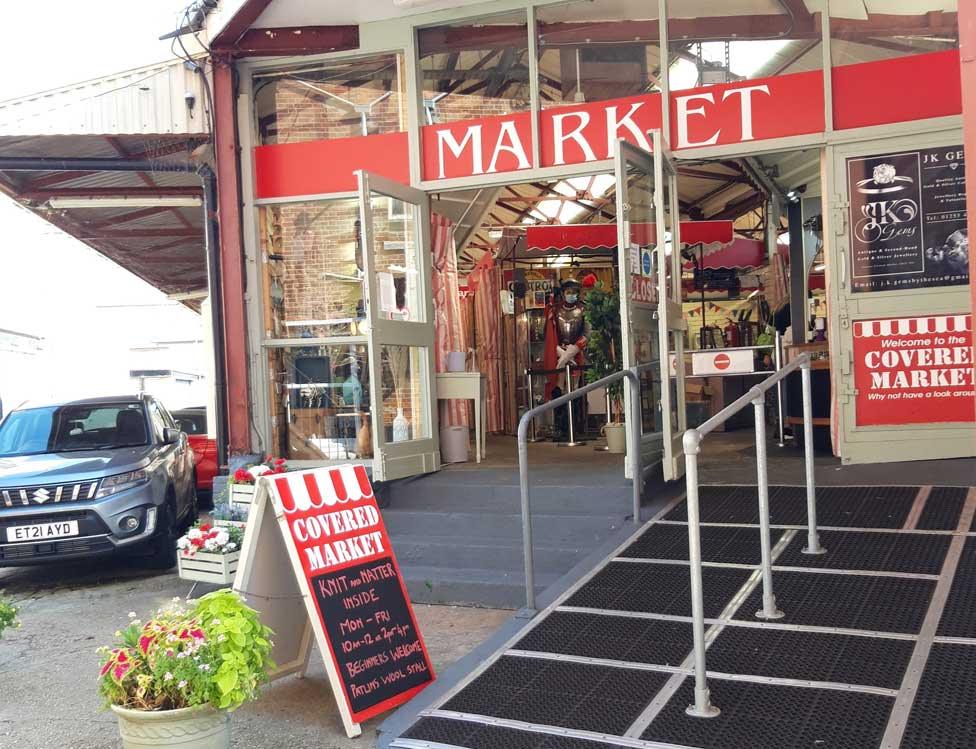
[641,678,894,748]
[516,611,693,667]
[774,530,950,575]
[442,655,670,736]
[937,537,976,638]
[564,561,753,619]
[620,524,780,566]
[404,717,630,749]
[664,485,919,529]
[707,624,913,689]
[902,643,976,749]
[917,486,968,531]
[733,570,935,634]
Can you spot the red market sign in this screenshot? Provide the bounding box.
[254,50,961,199]
[853,314,975,427]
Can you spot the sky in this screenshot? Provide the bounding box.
[0,1,208,408]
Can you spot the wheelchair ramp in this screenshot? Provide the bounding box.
[388,484,976,749]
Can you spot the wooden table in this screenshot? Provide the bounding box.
[436,372,486,463]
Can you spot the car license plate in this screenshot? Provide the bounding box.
[6,520,80,543]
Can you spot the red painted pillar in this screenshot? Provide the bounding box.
[213,56,253,457]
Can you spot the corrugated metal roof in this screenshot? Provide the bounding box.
[0,59,210,137]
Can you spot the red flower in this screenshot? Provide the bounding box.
[190,537,204,548]
[274,458,286,467]
[233,468,252,484]
[199,523,212,532]
[582,273,598,288]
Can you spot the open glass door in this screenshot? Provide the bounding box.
[357,171,440,481]
[615,132,687,481]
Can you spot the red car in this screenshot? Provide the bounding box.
[172,408,217,504]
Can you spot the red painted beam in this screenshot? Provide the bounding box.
[22,186,202,201]
[216,25,359,57]
[213,56,252,457]
[961,2,976,413]
[210,0,273,48]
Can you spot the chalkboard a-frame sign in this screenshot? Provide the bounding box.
[232,465,435,738]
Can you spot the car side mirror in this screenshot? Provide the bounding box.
[163,427,182,445]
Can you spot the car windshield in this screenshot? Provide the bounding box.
[0,402,149,457]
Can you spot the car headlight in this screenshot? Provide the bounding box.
[95,470,150,498]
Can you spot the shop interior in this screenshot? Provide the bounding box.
[426,151,829,462]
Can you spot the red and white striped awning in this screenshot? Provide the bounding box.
[273,465,374,515]
[853,314,972,338]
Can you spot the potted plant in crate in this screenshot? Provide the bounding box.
[228,457,289,507]
[211,502,248,530]
[584,275,627,453]
[176,522,244,586]
[99,590,274,749]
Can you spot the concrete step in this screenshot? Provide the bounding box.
[392,535,591,573]
[383,510,628,545]
[399,563,562,609]
[385,481,635,517]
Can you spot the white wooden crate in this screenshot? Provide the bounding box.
[177,550,241,585]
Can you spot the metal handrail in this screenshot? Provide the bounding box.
[517,366,643,611]
[681,352,826,720]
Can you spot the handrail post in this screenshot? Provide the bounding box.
[774,331,785,447]
[683,428,720,719]
[800,360,826,555]
[517,417,537,611]
[752,391,784,620]
[628,371,642,524]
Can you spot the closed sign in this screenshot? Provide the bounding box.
[692,350,755,376]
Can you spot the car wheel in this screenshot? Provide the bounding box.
[181,481,199,533]
[143,500,178,570]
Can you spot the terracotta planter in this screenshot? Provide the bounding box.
[111,704,229,749]
[177,550,241,585]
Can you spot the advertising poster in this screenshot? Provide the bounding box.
[853,314,975,426]
[847,146,968,293]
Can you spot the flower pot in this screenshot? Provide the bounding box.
[177,550,241,585]
[212,519,246,531]
[602,422,627,454]
[111,704,229,749]
[228,484,255,506]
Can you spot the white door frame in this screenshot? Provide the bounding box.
[357,170,441,480]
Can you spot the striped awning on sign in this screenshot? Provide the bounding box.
[853,314,972,338]
[273,465,373,515]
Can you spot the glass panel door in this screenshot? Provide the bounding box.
[615,133,687,481]
[357,171,439,481]
[654,132,687,481]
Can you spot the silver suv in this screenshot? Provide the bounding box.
[0,394,197,568]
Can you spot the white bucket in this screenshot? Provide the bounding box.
[446,351,466,372]
[440,426,470,463]
[602,423,627,454]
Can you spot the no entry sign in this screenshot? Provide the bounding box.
[853,314,975,426]
[692,349,755,376]
[234,465,434,738]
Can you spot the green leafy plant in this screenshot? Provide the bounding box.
[584,280,624,420]
[97,591,274,712]
[0,594,19,639]
[193,590,275,711]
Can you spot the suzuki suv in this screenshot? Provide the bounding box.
[0,394,197,568]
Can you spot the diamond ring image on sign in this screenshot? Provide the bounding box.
[232,465,435,738]
[855,163,915,195]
